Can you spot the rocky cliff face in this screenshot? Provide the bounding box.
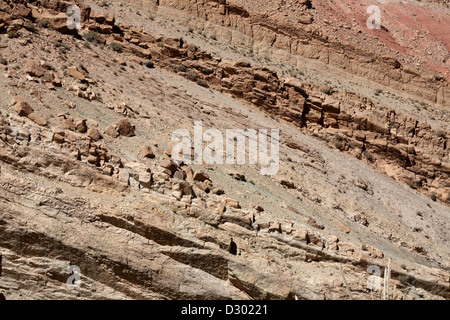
[0,0,449,300]
[150,0,450,107]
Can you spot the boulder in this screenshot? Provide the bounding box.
[90,10,107,23]
[62,118,75,131]
[322,96,340,114]
[173,170,186,180]
[193,170,210,182]
[181,166,194,181]
[53,133,65,144]
[326,236,339,250]
[104,125,119,138]
[11,5,32,19]
[284,78,308,97]
[75,119,87,133]
[28,113,47,126]
[225,198,241,209]
[161,159,178,174]
[14,101,33,117]
[116,57,126,66]
[253,204,264,212]
[140,145,155,158]
[87,127,101,141]
[234,58,251,68]
[212,187,225,195]
[116,119,135,137]
[39,12,77,34]
[280,180,296,189]
[179,181,194,196]
[268,222,282,233]
[25,61,45,78]
[67,67,85,81]
[124,162,153,189]
[87,155,99,165]
[293,228,309,243]
[195,180,212,193]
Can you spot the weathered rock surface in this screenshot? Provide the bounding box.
[0,0,448,301]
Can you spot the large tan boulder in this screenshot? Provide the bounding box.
[124,162,152,189]
[104,125,119,138]
[140,145,155,158]
[67,67,85,81]
[14,101,33,117]
[193,170,210,182]
[116,119,135,137]
[28,113,47,126]
[75,119,87,133]
[322,96,340,114]
[39,12,77,34]
[87,127,101,141]
[25,61,45,78]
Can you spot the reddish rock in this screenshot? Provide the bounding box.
[11,5,31,19]
[28,113,47,126]
[25,61,45,78]
[87,127,101,141]
[212,187,225,195]
[140,145,155,158]
[53,133,65,144]
[67,67,85,81]
[116,119,135,137]
[14,101,33,117]
[173,170,187,180]
[104,125,119,138]
[161,159,178,174]
[178,181,194,196]
[234,58,251,68]
[193,170,210,182]
[90,10,107,23]
[39,12,77,34]
[322,96,340,114]
[87,155,99,165]
[75,119,87,133]
[62,118,75,131]
[225,198,241,209]
[253,204,264,212]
